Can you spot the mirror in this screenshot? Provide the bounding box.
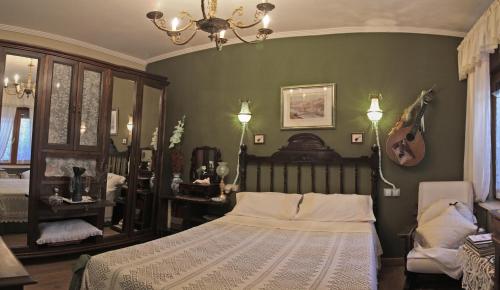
[105,76,136,236]
[0,54,38,248]
[133,84,162,231]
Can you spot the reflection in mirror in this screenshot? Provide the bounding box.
[105,77,136,235]
[134,85,162,231]
[0,54,38,248]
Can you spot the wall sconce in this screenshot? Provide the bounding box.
[232,100,252,185]
[237,101,252,124]
[80,123,87,134]
[127,115,133,133]
[366,94,399,196]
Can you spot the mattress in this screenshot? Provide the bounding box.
[0,179,29,223]
[82,215,381,290]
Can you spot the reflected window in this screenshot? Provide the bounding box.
[0,108,31,164]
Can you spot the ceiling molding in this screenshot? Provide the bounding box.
[146,26,466,64]
[0,24,147,68]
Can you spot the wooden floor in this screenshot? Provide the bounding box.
[22,257,407,290]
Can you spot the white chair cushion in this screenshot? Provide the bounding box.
[416,206,477,249]
[417,181,473,218]
[419,199,476,224]
[407,248,446,274]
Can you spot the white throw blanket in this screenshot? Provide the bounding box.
[82,216,381,290]
[412,244,462,279]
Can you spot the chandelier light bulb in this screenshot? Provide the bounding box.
[367,94,383,122]
[219,30,226,39]
[262,15,270,29]
[171,17,179,31]
[14,74,19,84]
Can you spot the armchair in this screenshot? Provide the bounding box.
[399,181,474,289]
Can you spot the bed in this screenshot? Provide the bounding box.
[80,133,381,290]
[0,178,30,223]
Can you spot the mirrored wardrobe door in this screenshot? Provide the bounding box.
[0,52,40,249]
[104,75,137,237]
[133,84,163,232]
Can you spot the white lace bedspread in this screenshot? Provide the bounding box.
[82,216,380,290]
[0,179,29,223]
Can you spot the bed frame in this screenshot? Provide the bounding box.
[239,133,380,216]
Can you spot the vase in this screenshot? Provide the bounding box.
[171,173,183,194]
[72,167,86,202]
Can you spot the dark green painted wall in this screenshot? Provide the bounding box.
[147,33,467,257]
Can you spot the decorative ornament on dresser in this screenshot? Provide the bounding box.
[213,161,230,202]
[169,115,186,194]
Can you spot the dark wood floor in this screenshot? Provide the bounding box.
[22,257,406,290]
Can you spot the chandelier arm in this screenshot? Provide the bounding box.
[228,18,263,29]
[201,0,207,19]
[171,29,199,45]
[231,29,263,44]
[152,19,195,34]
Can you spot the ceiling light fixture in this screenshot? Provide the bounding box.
[3,59,36,99]
[146,0,275,51]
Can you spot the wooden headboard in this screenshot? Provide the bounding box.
[108,149,130,177]
[239,133,380,214]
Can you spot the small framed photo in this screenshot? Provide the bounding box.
[281,83,336,130]
[254,134,265,144]
[351,132,364,144]
[110,109,119,136]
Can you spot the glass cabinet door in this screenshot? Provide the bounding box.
[77,65,106,149]
[133,84,163,232]
[46,57,78,148]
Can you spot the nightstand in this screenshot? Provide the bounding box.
[162,194,231,234]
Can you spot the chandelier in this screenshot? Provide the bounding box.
[3,59,36,99]
[146,0,275,51]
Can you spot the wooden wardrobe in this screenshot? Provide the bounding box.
[0,40,169,258]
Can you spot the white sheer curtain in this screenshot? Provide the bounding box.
[463,57,491,202]
[0,105,16,160]
[458,0,500,201]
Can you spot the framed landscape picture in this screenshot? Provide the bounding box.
[281,83,336,129]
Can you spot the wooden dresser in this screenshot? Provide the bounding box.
[0,238,34,289]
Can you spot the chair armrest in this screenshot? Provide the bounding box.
[398,223,417,271]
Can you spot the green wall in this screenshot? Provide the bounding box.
[147,33,467,257]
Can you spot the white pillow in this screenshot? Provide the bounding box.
[416,206,477,249]
[419,199,475,224]
[295,193,376,222]
[21,170,30,179]
[37,219,103,245]
[107,173,126,192]
[227,192,302,220]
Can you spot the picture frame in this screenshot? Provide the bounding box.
[110,109,119,136]
[351,132,364,144]
[254,134,265,144]
[281,83,336,130]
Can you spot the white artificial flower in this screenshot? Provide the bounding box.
[169,115,186,149]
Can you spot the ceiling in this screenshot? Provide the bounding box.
[0,0,493,65]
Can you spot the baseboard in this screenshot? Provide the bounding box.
[381,257,404,266]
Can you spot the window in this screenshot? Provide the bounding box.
[0,107,32,165]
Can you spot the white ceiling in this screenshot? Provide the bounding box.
[0,0,493,65]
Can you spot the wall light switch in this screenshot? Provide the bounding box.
[392,188,401,197]
[384,188,401,197]
[384,188,392,197]
[121,138,127,145]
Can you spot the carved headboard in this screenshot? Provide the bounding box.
[239,133,380,215]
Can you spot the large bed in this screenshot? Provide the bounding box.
[80,133,381,290]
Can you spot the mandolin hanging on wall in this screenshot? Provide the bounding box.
[386,88,434,167]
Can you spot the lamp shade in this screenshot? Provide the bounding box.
[127,115,133,132]
[237,101,252,124]
[367,94,383,122]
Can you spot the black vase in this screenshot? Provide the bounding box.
[72,167,86,202]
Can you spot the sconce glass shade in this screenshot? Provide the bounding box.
[367,94,383,122]
[127,115,133,132]
[237,101,252,124]
[216,162,230,178]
